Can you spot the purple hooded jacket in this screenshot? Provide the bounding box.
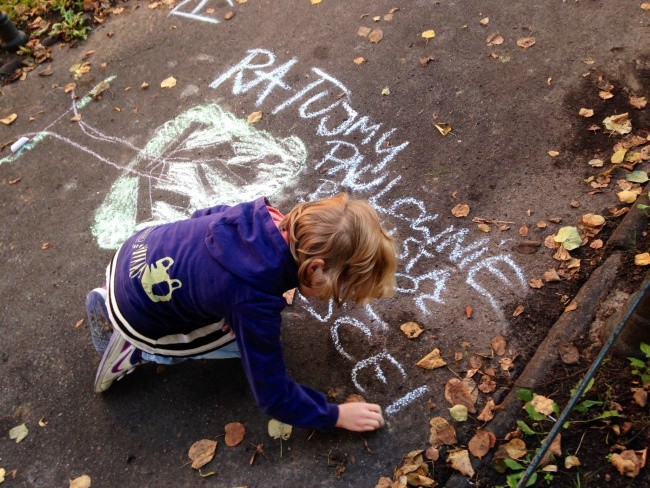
[105,197,339,430]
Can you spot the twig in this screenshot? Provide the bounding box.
[574,430,587,456]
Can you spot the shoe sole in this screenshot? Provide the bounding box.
[94,331,132,393]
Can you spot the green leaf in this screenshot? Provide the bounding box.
[629,357,646,368]
[641,342,650,358]
[507,473,520,488]
[570,377,595,398]
[594,410,622,420]
[575,400,603,413]
[504,459,526,471]
[638,204,650,210]
[526,403,548,421]
[517,420,536,435]
[555,226,582,251]
[518,388,534,403]
[611,149,628,164]
[627,171,649,183]
[527,472,538,486]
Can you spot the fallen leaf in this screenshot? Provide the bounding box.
[383,13,394,21]
[452,203,470,217]
[477,399,497,422]
[642,2,650,10]
[554,226,582,250]
[518,225,529,237]
[588,158,604,167]
[478,375,496,394]
[530,394,555,416]
[479,17,489,25]
[224,10,235,19]
[445,378,477,413]
[629,96,647,109]
[428,122,452,138]
[491,335,507,356]
[357,26,371,37]
[381,87,390,96]
[603,113,632,135]
[224,422,246,447]
[425,447,440,461]
[612,148,628,164]
[599,90,614,100]
[529,278,544,289]
[421,30,436,39]
[558,342,580,364]
[611,450,642,477]
[468,429,495,458]
[632,388,647,407]
[634,253,650,266]
[579,108,594,118]
[517,37,536,48]
[477,223,490,233]
[416,348,447,369]
[548,150,560,157]
[400,321,424,339]
[369,29,383,43]
[553,244,571,261]
[353,56,366,65]
[449,404,469,422]
[283,288,295,305]
[512,305,525,317]
[310,0,321,4]
[618,190,640,203]
[499,357,514,372]
[486,33,504,46]
[70,62,91,80]
[429,417,458,446]
[247,111,263,124]
[140,82,149,90]
[465,305,473,319]
[565,455,581,469]
[447,449,475,477]
[9,423,28,443]
[590,239,604,249]
[188,439,217,469]
[626,170,649,183]
[419,55,435,66]
[69,475,91,488]
[160,76,177,88]
[1,113,17,125]
[543,269,561,283]
[268,419,292,440]
[64,82,76,93]
[536,220,547,229]
[504,438,527,460]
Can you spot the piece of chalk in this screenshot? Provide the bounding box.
[11,136,30,153]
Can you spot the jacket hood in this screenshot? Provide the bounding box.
[205,197,299,295]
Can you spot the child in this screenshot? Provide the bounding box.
[86,193,397,432]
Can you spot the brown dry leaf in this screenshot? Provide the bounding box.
[590,239,604,249]
[429,417,458,446]
[479,17,489,25]
[548,150,560,157]
[224,422,246,447]
[247,111,263,124]
[604,112,632,135]
[553,244,571,262]
[491,335,507,356]
[283,288,295,305]
[618,190,640,203]
[224,10,235,20]
[629,96,647,109]
[558,342,580,364]
[499,357,514,372]
[468,429,494,459]
[540,434,562,465]
[70,114,82,122]
[610,206,630,218]
[452,203,470,218]
[444,378,477,413]
[353,57,366,65]
[611,450,642,477]
[565,455,581,469]
[69,475,92,488]
[465,306,473,319]
[400,321,424,339]
[536,220,547,229]
[564,300,578,312]
[632,388,647,407]
[64,82,76,93]
[529,278,544,289]
[188,439,217,469]
[417,348,446,369]
[543,269,561,283]
[477,399,497,422]
[504,438,527,460]
[519,225,529,237]
[486,33,504,46]
[357,26,371,37]
[375,477,392,488]
[544,235,559,249]
[579,108,594,118]
[1,113,17,125]
[419,55,435,67]
[369,29,383,43]
[140,82,149,90]
[530,394,555,416]
[512,305,525,317]
[477,223,491,233]
[447,449,475,477]
[599,90,614,100]
[160,76,177,88]
[517,37,536,48]
[425,447,440,461]
[478,375,496,394]
[74,318,84,328]
[642,2,650,10]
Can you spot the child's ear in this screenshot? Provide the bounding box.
[308,258,325,275]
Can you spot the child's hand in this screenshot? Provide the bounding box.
[335,402,385,432]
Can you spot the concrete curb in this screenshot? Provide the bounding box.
[443,182,650,487]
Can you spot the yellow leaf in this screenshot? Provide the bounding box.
[618,190,639,203]
[247,111,263,124]
[353,56,366,65]
[548,150,560,157]
[9,423,28,443]
[611,148,628,164]
[310,0,321,4]
[449,404,469,422]
[69,475,91,488]
[565,455,581,469]
[603,112,632,135]
[1,113,17,125]
[517,36,536,48]
[451,203,469,217]
[504,438,527,460]
[416,348,446,369]
[421,30,436,39]
[434,123,452,135]
[140,82,149,90]
[479,17,489,25]
[599,90,614,100]
[447,449,475,477]
[578,108,594,117]
[268,419,292,440]
[641,2,650,10]
[70,114,82,122]
[381,87,390,96]
[635,253,650,266]
[160,76,177,88]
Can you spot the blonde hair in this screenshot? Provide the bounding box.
[281,193,398,306]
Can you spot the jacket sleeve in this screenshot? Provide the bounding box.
[191,205,232,219]
[230,299,339,430]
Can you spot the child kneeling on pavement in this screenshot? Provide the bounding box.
[86,193,397,432]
